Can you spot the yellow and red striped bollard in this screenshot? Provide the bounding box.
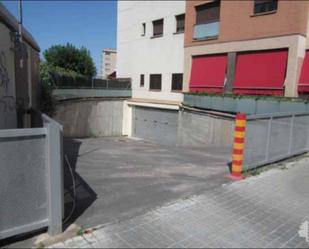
[230,112,246,180]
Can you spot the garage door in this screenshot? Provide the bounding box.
[132,106,178,146]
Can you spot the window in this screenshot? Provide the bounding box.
[254,0,278,14]
[105,52,111,55]
[142,23,146,36]
[171,74,183,91]
[149,74,162,90]
[195,1,220,25]
[175,14,185,33]
[152,19,164,37]
[194,1,220,39]
[140,74,144,87]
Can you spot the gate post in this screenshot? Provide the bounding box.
[229,112,246,180]
[46,120,63,235]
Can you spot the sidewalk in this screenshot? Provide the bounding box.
[50,157,309,248]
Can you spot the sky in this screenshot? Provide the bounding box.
[2,0,117,77]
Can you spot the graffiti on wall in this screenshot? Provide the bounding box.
[0,51,15,127]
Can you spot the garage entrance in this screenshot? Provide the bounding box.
[132,106,178,145]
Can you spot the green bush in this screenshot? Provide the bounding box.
[43,43,96,77]
[40,61,91,88]
[39,83,56,117]
[185,91,308,103]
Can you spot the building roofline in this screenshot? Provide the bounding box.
[102,48,117,53]
[0,2,40,52]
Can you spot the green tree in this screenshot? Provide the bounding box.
[43,43,96,77]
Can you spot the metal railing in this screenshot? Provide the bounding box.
[193,21,219,40]
[243,111,309,171]
[52,78,131,90]
[0,114,63,240]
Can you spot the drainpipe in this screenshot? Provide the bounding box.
[19,0,31,127]
[18,0,23,69]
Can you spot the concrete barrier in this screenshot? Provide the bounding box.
[54,98,125,137]
[177,107,235,148]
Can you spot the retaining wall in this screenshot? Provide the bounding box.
[177,108,234,148]
[54,98,125,137]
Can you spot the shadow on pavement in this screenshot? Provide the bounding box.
[63,138,97,230]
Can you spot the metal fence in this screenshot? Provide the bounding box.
[243,112,309,171]
[52,78,131,90]
[0,114,63,240]
[52,88,132,101]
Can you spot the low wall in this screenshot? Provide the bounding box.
[177,108,235,148]
[54,98,125,137]
[184,94,309,115]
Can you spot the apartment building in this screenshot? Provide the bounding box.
[117,1,185,103]
[184,0,309,97]
[101,48,117,79]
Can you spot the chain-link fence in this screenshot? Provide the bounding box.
[243,112,309,171]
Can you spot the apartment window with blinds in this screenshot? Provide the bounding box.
[140,74,144,87]
[194,1,220,39]
[149,74,162,90]
[195,1,220,25]
[254,0,278,14]
[171,74,183,91]
[175,14,185,33]
[152,19,164,37]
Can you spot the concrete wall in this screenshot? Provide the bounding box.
[177,109,234,148]
[117,1,185,102]
[128,103,234,148]
[54,99,125,137]
[0,8,40,129]
[54,97,235,148]
[0,22,17,129]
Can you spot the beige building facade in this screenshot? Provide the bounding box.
[101,49,117,79]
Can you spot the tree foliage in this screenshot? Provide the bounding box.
[43,43,96,77]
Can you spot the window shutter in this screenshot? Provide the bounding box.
[176,14,185,32]
[196,1,220,24]
[153,19,163,36]
[150,74,162,90]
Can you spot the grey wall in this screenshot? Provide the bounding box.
[0,134,47,238]
[54,98,124,137]
[131,105,234,148]
[177,109,235,148]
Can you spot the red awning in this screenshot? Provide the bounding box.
[233,49,288,95]
[299,50,309,92]
[189,54,228,92]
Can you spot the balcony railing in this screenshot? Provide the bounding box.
[193,21,219,40]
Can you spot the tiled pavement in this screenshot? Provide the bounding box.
[50,157,309,248]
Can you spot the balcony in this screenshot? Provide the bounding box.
[193,21,219,40]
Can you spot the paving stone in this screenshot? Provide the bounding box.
[50,158,309,248]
